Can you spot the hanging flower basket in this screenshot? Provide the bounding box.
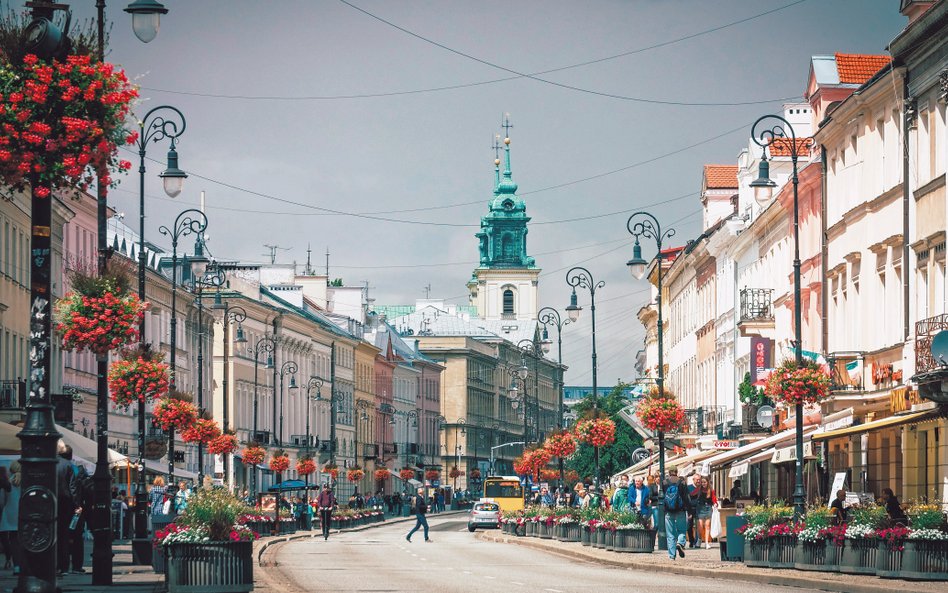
[269,450,290,473]
[449,466,461,479]
[539,469,559,482]
[765,359,831,406]
[241,445,265,466]
[152,393,198,431]
[515,447,552,479]
[574,418,617,447]
[374,468,391,481]
[295,457,316,476]
[323,465,339,480]
[469,469,481,479]
[55,266,145,356]
[207,433,238,455]
[107,345,169,409]
[0,53,138,198]
[181,418,222,445]
[424,469,440,481]
[564,470,580,485]
[635,390,686,433]
[399,468,415,481]
[545,431,577,458]
[347,468,365,483]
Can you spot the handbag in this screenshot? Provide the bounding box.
[710,505,722,539]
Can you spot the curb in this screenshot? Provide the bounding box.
[476,532,912,593]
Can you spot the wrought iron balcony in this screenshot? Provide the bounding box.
[680,406,729,435]
[738,288,775,337]
[0,380,26,410]
[913,314,948,404]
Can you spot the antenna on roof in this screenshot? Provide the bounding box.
[263,244,290,265]
[305,244,313,275]
[423,283,432,299]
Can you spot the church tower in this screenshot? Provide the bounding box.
[468,120,540,321]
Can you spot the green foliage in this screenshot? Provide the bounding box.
[330,278,343,287]
[908,503,945,530]
[738,372,768,405]
[176,488,252,541]
[564,383,643,482]
[849,504,888,529]
[803,505,834,530]
[745,502,794,527]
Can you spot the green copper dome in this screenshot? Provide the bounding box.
[476,136,534,269]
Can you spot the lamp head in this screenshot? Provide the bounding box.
[234,324,247,344]
[265,354,274,369]
[541,337,552,355]
[626,239,648,281]
[565,289,581,322]
[124,0,168,43]
[288,375,298,391]
[518,364,528,380]
[750,155,777,206]
[159,143,187,198]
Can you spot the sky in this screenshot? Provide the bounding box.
[14,0,907,386]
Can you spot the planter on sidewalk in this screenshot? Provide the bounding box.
[538,522,553,540]
[875,544,903,579]
[563,524,581,543]
[899,540,948,581]
[744,538,769,568]
[165,540,253,593]
[554,523,565,541]
[767,535,796,569]
[793,540,840,572]
[526,521,537,537]
[839,538,879,575]
[604,529,616,551]
[613,529,657,553]
[581,526,592,547]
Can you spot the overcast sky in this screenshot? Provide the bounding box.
[20,0,905,386]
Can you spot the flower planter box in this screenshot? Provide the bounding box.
[614,529,657,553]
[594,529,606,549]
[839,538,879,575]
[744,539,769,568]
[165,541,253,593]
[581,527,592,546]
[875,545,903,579]
[554,523,565,541]
[767,535,797,569]
[526,521,537,537]
[515,523,525,537]
[794,540,840,572]
[563,524,581,543]
[152,544,167,574]
[604,530,616,551]
[538,522,553,539]
[900,540,948,581]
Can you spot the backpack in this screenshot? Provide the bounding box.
[588,493,601,509]
[664,482,684,512]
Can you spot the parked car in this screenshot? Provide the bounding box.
[468,500,500,532]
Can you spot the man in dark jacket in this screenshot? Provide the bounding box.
[405,487,431,542]
[56,442,79,575]
[663,468,693,561]
[315,484,336,541]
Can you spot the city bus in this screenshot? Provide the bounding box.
[483,476,524,512]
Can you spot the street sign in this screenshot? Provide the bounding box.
[630,447,650,464]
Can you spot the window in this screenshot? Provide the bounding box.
[502,289,514,316]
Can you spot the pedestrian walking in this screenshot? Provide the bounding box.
[406,487,431,542]
[612,475,630,512]
[694,476,717,549]
[663,468,693,561]
[56,442,79,575]
[436,489,445,513]
[316,484,336,540]
[149,476,167,516]
[69,465,94,573]
[627,476,651,527]
[687,473,700,548]
[0,462,21,574]
[174,481,191,515]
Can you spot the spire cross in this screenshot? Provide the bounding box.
[492,134,502,160]
[501,113,514,138]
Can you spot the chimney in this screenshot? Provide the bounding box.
[414,339,421,356]
[900,0,934,23]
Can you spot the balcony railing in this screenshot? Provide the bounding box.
[0,380,26,410]
[826,351,865,392]
[916,314,948,374]
[680,406,728,436]
[740,288,775,324]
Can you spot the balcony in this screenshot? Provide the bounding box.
[738,288,775,337]
[680,406,728,436]
[252,431,272,445]
[0,380,26,410]
[826,352,865,392]
[912,314,948,404]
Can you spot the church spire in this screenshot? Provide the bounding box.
[498,113,518,195]
[493,133,502,195]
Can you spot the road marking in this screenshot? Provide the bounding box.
[420,558,426,561]
[545,589,563,592]
[462,571,472,575]
[510,581,524,586]
[485,576,496,580]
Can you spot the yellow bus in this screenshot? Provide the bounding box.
[483,476,524,512]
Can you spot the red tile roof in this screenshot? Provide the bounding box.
[835,53,892,85]
[704,165,738,189]
[768,137,812,157]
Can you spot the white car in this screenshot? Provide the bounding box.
[467,501,500,532]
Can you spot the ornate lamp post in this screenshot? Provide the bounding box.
[189,259,225,488]
[303,377,324,499]
[517,339,540,442]
[506,364,529,452]
[249,335,275,496]
[277,360,299,447]
[130,105,187,561]
[538,307,568,485]
[314,388,341,486]
[626,212,676,502]
[565,266,605,484]
[211,287,247,491]
[354,400,374,494]
[749,114,807,518]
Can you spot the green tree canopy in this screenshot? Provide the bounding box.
[564,383,643,483]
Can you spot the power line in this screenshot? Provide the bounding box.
[143,0,808,105]
[337,0,803,107]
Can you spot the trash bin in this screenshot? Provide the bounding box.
[724,515,748,561]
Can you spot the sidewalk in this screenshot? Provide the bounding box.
[477,532,948,593]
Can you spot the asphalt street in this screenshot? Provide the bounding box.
[263,515,836,593]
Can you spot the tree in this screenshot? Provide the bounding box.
[564,383,643,482]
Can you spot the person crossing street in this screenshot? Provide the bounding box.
[316,484,337,541]
[663,468,693,561]
[406,487,431,543]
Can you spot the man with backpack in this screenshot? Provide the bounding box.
[405,487,431,543]
[662,468,693,560]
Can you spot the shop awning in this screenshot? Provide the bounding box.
[706,424,821,470]
[728,448,776,478]
[55,423,128,471]
[143,459,199,482]
[771,441,816,464]
[812,410,937,441]
[666,449,719,476]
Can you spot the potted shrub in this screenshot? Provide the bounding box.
[766,520,800,568]
[556,510,580,542]
[741,505,773,567]
[160,489,257,593]
[839,504,886,575]
[900,504,948,581]
[613,512,656,553]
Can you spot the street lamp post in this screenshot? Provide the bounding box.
[749,115,807,519]
[452,418,466,489]
[517,339,540,443]
[132,105,187,558]
[303,377,324,529]
[211,291,246,491]
[314,387,340,487]
[506,365,529,453]
[249,335,276,496]
[157,210,207,489]
[565,267,605,485]
[626,212,677,502]
[355,400,374,494]
[538,307,568,485]
[277,361,299,447]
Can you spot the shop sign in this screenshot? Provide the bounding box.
[729,462,748,478]
[750,337,773,385]
[890,387,921,414]
[822,412,854,432]
[713,440,739,450]
[771,441,814,464]
[142,437,167,461]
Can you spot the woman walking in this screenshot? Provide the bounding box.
[0,462,22,573]
[149,476,167,515]
[694,476,717,549]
